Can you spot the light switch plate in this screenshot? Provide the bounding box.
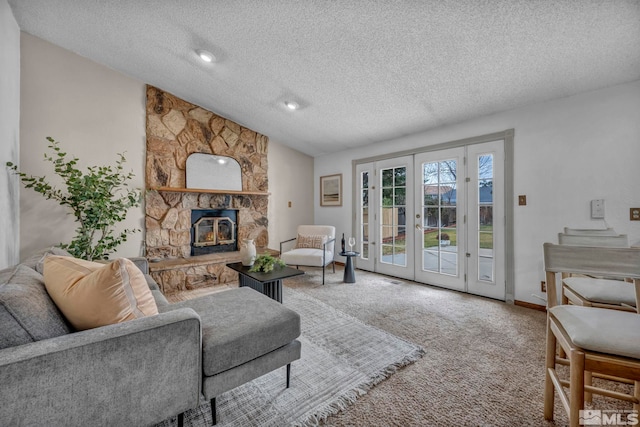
[591,199,605,219]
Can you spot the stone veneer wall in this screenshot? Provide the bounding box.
[145,86,269,290]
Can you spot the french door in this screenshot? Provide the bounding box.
[355,140,505,300]
[466,141,504,299]
[414,147,466,291]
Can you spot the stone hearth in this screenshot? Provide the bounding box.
[145,86,270,293]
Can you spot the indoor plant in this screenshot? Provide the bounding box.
[6,136,141,260]
[249,254,286,273]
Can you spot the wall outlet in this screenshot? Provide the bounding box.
[591,199,605,219]
[540,281,546,293]
[631,208,640,221]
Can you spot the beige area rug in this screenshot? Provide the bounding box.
[156,283,424,427]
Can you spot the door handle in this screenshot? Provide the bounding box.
[415,224,423,230]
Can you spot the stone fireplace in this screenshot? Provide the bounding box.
[144,86,270,293]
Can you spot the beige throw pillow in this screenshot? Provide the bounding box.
[295,234,328,250]
[43,256,158,331]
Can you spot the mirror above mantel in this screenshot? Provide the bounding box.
[186,153,242,191]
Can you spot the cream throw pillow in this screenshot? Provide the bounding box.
[43,256,158,331]
[295,234,328,250]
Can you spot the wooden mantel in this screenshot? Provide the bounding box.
[151,187,270,196]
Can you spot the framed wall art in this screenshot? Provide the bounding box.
[320,174,342,207]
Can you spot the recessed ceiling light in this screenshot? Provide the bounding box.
[196,49,215,63]
[284,101,299,110]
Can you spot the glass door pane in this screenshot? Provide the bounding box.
[422,159,458,276]
[478,154,494,282]
[380,166,407,267]
[355,162,376,272]
[360,170,370,259]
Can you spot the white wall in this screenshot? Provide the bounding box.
[314,80,640,305]
[19,33,146,260]
[0,0,20,268]
[267,140,315,249]
[17,33,314,260]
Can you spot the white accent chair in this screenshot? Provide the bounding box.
[280,225,336,285]
[543,243,640,427]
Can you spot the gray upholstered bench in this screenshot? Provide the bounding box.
[163,287,301,425]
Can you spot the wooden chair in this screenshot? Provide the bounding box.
[563,227,618,236]
[543,243,640,427]
[558,233,636,312]
[557,232,628,247]
[280,225,336,284]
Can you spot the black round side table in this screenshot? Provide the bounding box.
[339,251,360,283]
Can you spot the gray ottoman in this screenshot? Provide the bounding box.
[163,287,301,425]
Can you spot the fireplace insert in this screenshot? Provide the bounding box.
[190,209,239,256]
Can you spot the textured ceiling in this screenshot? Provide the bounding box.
[8,0,640,157]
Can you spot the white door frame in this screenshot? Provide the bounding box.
[352,129,515,303]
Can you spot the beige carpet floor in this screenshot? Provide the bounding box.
[171,265,633,426]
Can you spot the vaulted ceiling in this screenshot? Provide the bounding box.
[8,1,640,156]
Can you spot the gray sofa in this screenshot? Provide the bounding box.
[0,248,301,426]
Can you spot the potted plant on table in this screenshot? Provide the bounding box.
[249,254,286,273]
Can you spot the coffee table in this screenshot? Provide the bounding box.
[226,262,305,303]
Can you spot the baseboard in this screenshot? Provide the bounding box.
[514,300,546,312]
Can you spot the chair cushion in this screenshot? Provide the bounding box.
[295,234,327,249]
[281,248,334,267]
[0,265,71,349]
[564,277,637,307]
[43,256,158,331]
[550,305,640,359]
[164,287,301,376]
[297,225,336,253]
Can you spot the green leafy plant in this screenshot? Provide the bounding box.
[6,136,141,260]
[249,254,286,273]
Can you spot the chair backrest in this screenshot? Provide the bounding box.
[543,243,640,309]
[297,225,336,253]
[563,227,618,236]
[557,233,628,247]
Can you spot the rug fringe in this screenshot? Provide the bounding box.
[294,346,425,427]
